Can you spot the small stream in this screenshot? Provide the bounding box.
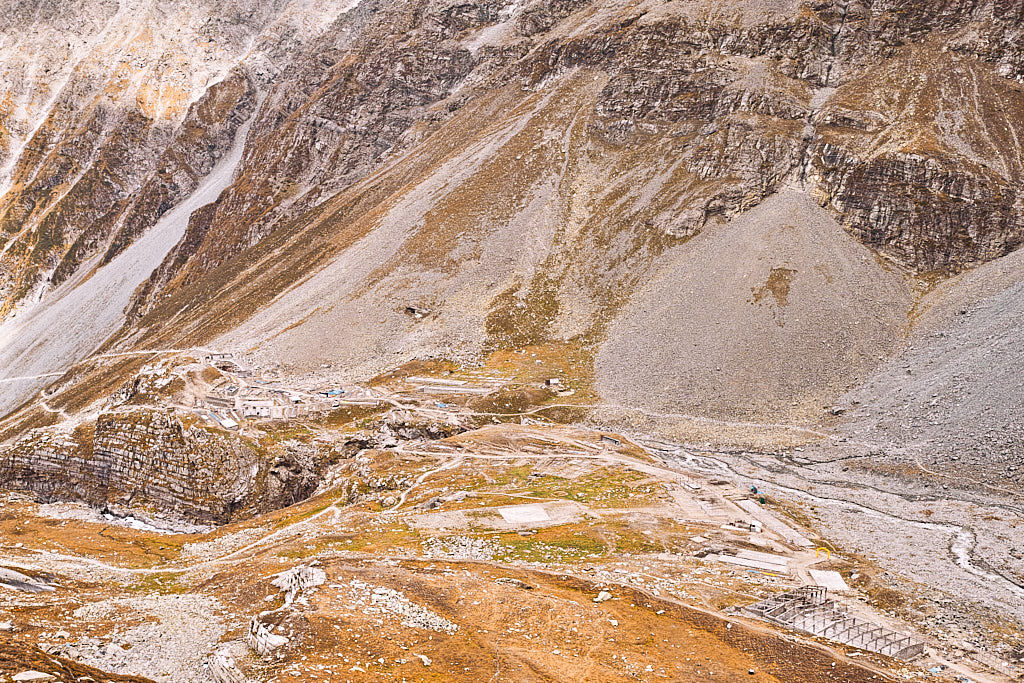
[642,439,1024,600]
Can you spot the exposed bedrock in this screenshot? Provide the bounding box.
[0,0,1020,340]
[110,0,1023,325]
[0,405,470,523]
[0,1,269,314]
[0,410,333,524]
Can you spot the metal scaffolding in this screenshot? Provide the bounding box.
[744,587,924,661]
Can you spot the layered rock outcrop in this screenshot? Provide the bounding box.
[0,410,329,523]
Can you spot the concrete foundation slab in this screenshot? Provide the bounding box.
[499,504,551,524]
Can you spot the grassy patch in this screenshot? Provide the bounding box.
[494,524,607,563]
[518,468,657,508]
[316,403,388,428]
[483,340,598,407]
[260,423,315,446]
[271,497,336,530]
[129,572,188,595]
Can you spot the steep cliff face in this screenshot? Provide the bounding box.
[809,45,1024,271]
[129,0,501,311]
[0,410,330,523]
[106,0,1024,416]
[125,0,1024,326]
[0,0,325,314]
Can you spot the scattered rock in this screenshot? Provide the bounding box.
[12,673,56,682]
[272,565,326,605]
[210,649,249,683]
[370,585,459,634]
[247,620,289,657]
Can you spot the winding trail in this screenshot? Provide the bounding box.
[9,378,1021,621]
[381,456,464,514]
[644,441,1024,602]
[3,415,1015,680]
[383,396,829,439]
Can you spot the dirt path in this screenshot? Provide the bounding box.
[648,443,1024,610]
[384,394,831,439]
[8,456,461,577]
[381,456,464,514]
[4,425,1007,682]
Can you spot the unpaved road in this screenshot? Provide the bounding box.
[640,439,1024,619]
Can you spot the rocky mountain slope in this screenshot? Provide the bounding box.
[596,189,915,421]
[0,2,1022,679]
[840,245,1024,486]
[0,0,1021,420]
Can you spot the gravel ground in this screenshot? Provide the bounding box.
[53,594,228,682]
[840,246,1024,486]
[596,188,914,423]
[647,444,1024,669]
